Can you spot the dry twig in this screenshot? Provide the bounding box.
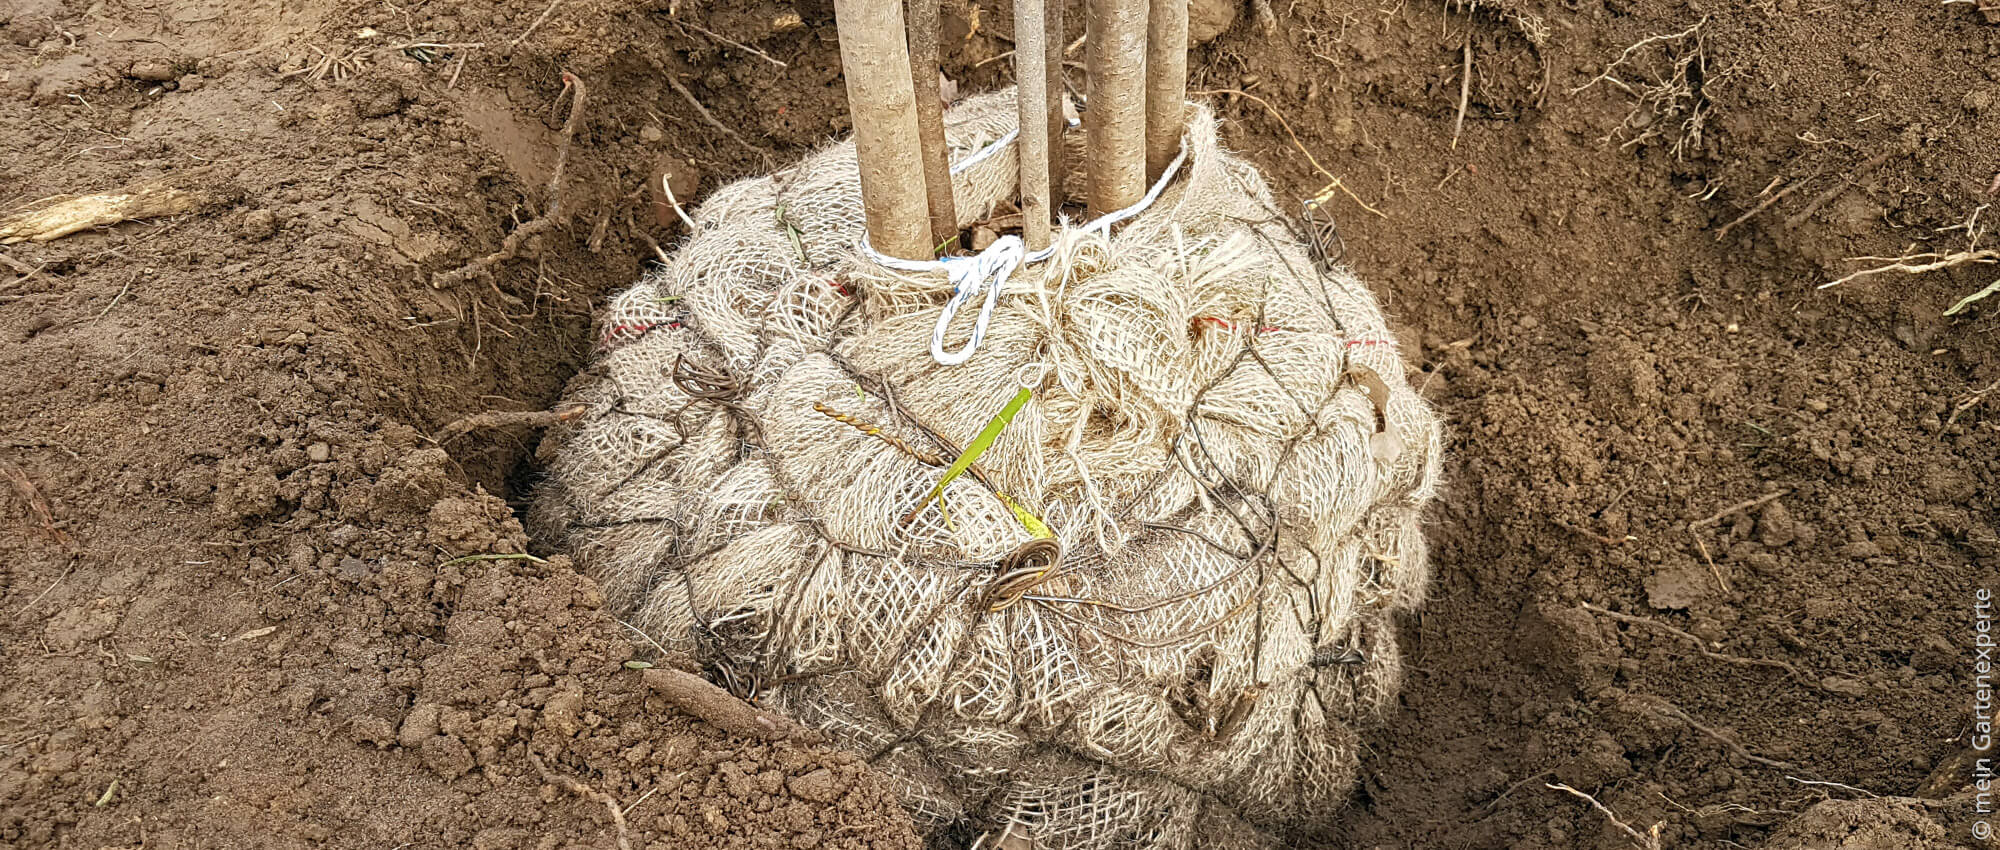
[1782,150,1894,228]
[509,0,566,49]
[1687,490,1789,530]
[1714,172,1816,240]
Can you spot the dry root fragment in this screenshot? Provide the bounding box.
[529,754,635,850]
[2,460,71,548]
[0,174,233,244]
[640,668,823,743]
[434,403,590,445]
[432,73,586,288]
[1571,18,1722,161]
[1546,783,1663,850]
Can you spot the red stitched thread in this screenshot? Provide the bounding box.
[1195,317,1289,334]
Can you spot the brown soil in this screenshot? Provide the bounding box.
[1,0,1994,848]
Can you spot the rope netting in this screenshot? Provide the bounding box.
[531,88,1442,849]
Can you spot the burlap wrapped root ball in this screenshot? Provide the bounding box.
[531,89,1442,849]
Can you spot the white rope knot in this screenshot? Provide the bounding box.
[931,235,1025,365]
[857,116,1189,366]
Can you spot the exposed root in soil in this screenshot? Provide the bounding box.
[433,72,588,289]
[1579,603,1822,689]
[664,74,769,161]
[1656,701,1798,772]
[1781,150,1897,228]
[1545,783,1663,850]
[1786,775,1879,799]
[1571,17,1723,160]
[530,753,637,850]
[1820,248,2000,292]
[1196,87,1388,218]
[1452,41,1471,150]
[1687,490,1790,530]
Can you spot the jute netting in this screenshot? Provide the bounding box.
[531,88,1442,849]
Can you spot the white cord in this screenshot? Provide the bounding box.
[860,120,1190,367]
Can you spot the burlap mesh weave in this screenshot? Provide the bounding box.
[531,88,1443,849]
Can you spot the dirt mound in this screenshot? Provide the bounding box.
[2,0,1995,848]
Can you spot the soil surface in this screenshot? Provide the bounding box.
[2,0,1996,848]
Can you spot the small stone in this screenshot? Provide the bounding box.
[420,734,475,777]
[306,442,331,463]
[1189,0,1240,44]
[1644,563,1710,610]
[129,60,179,82]
[786,767,840,803]
[541,683,584,736]
[1757,501,1796,548]
[240,209,278,242]
[399,703,441,748]
[701,805,730,833]
[335,557,373,581]
[639,125,664,143]
[1804,398,1829,413]
[1819,676,1869,697]
[1839,540,1881,559]
[177,73,206,92]
[350,714,397,748]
